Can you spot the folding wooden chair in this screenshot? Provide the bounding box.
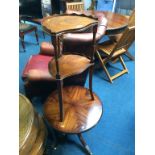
[96,26,135,83]
[110,9,135,60]
[66,1,84,11]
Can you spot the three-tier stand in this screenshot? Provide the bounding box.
[42,13,103,155]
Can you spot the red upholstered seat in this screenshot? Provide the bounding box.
[22,54,53,81]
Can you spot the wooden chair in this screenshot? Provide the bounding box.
[66,1,84,11]
[96,26,135,83]
[109,9,135,60]
[19,22,39,51]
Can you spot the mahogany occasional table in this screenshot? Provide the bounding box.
[42,13,103,155]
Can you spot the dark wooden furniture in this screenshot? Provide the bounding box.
[42,13,103,154]
[44,86,102,133]
[96,26,135,83]
[70,10,129,35]
[19,93,47,155]
[19,23,39,51]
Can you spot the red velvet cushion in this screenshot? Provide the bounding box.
[22,54,54,81]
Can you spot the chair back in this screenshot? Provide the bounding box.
[128,9,135,27]
[110,26,135,57]
[66,1,84,11]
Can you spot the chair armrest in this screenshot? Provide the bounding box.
[63,16,107,44]
[27,69,53,81]
[39,42,55,56]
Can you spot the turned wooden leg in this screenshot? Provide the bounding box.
[56,78,64,122]
[77,133,93,155]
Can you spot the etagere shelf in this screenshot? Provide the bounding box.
[42,13,103,155]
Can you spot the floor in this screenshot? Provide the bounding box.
[19,1,135,155]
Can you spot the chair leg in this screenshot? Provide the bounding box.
[109,56,128,80]
[20,35,25,51]
[77,133,93,155]
[96,51,113,83]
[119,56,127,69]
[34,28,39,44]
[102,63,113,83]
[124,51,135,61]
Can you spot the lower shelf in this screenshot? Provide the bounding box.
[44,86,103,134]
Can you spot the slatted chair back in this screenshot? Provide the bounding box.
[110,26,135,58]
[66,1,84,11]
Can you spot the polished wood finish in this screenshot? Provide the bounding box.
[19,94,47,155]
[42,14,98,35]
[48,54,93,79]
[75,10,129,35]
[96,26,135,83]
[44,86,102,134]
[66,1,84,11]
[42,14,100,154]
[42,14,98,121]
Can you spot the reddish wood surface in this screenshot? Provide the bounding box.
[42,14,98,35]
[44,86,103,134]
[48,54,93,79]
[80,10,128,31]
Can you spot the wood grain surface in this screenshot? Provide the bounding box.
[42,14,98,34]
[48,54,93,79]
[44,86,103,134]
[80,10,128,31]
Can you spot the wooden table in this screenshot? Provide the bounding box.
[77,10,129,35]
[42,14,102,155]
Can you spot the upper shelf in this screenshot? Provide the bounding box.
[48,54,93,80]
[41,14,98,35]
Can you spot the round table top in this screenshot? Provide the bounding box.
[44,86,103,134]
[42,14,98,35]
[81,10,129,32]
